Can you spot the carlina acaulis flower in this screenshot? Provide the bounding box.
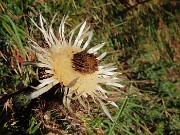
[27,14,124,121]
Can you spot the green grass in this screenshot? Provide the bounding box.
[0,0,179,134]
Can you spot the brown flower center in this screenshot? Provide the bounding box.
[72,51,98,74]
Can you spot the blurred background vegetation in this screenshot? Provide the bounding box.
[0,0,179,134]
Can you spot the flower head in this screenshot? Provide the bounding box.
[28,14,124,121]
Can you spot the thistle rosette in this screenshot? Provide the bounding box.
[28,14,124,121]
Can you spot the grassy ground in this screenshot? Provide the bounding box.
[0,0,179,134]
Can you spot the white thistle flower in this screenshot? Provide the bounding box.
[27,14,124,121]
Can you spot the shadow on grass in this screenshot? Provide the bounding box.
[0,79,73,134]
